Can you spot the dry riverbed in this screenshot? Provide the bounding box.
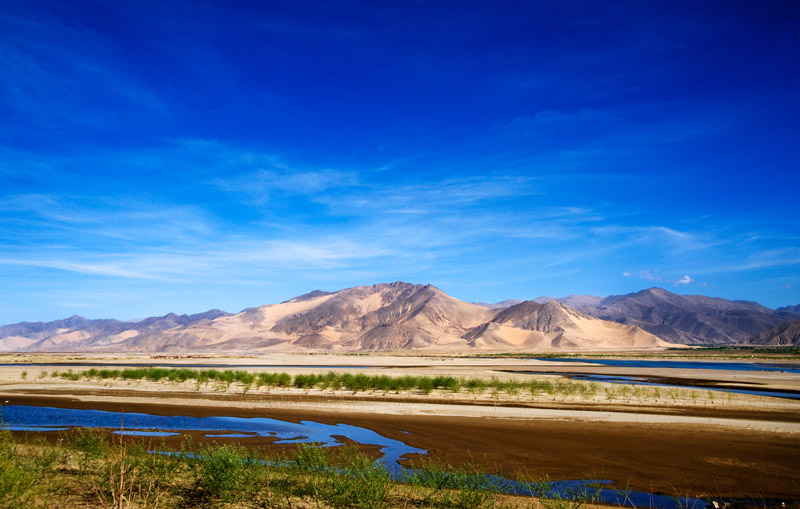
[1,352,799,503]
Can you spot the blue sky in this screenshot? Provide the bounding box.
[1,1,799,323]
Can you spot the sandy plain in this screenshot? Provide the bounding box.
[1,352,799,503]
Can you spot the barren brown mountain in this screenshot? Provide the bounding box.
[0,310,229,352]
[0,282,668,352]
[4,283,796,353]
[745,317,800,346]
[559,287,786,344]
[463,300,670,349]
[117,282,496,352]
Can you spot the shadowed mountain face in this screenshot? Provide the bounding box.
[0,315,125,340]
[490,301,575,333]
[560,288,786,345]
[746,318,800,346]
[0,282,664,353]
[463,300,669,349]
[118,282,496,352]
[0,310,230,351]
[775,304,800,319]
[472,300,522,310]
[0,284,795,352]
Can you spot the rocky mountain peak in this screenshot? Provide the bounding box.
[1,282,794,352]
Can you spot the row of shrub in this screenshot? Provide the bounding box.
[48,368,601,397]
[1,428,590,508]
[42,368,718,401]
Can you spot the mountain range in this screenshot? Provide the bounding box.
[0,282,797,352]
[543,287,789,345]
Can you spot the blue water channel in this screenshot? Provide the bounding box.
[0,405,422,473]
[512,371,800,400]
[0,404,737,508]
[537,358,800,374]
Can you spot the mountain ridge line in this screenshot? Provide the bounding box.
[1,282,797,352]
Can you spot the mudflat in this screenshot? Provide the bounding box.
[2,353,799,501]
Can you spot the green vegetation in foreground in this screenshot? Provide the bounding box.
[0,427,599,508]
[42,368,733,402]
[49,367,611,398]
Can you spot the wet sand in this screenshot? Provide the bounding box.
[2,353,799,501]
[4,390,800,500]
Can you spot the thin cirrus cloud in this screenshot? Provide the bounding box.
[592,225,709,253]
[0,138,796,321]
[685,249,800,276]
[212,168,360,204]
[622,271,698,287]
[0,8,165,132]
[0,140,767,291]
[0,139,729,280]
[0,257,191,282]
[622,270,662,282]
[0,1,798,324]
[315,175,540,220]
[0,193,213,244]
[0,237,401,283]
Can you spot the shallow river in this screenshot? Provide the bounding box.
[537,358,800,374]
[0,404,422,473]
[0,404,751,508]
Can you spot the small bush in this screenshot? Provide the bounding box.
[418,377,435,395]
[405,459,498,508]
[322,448,391,508]
[0,430,59,508]
[465,378,487,394]
[321,371,342,390]
[294,374,320,389]
[277,372,292,387]
[61,369,82,381]
[398,375,419,391]
[193,443,263,504]
[530,379,554,395]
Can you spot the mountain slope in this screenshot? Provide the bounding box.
[463,300,669,349]
[120,282,496,352]
[0,310,230,352]
[5,283,788,353]
[564,288,785,345]
[775,304,800,319]
[472,300,522,310]
[745,318,800,346]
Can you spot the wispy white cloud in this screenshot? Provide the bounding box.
[592,225,707,252]
[2,135,797,319]
[221,239,400,268]
[685,248,800,276]
[0,7,166,130]
[623,270,662,281]
[318,174,539,215]
[0,257,187,282]
[643,271,662,281]
[0,234,403,282]
[623,270,702,287]
[213,167,359,204]
[0,193,213,243]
